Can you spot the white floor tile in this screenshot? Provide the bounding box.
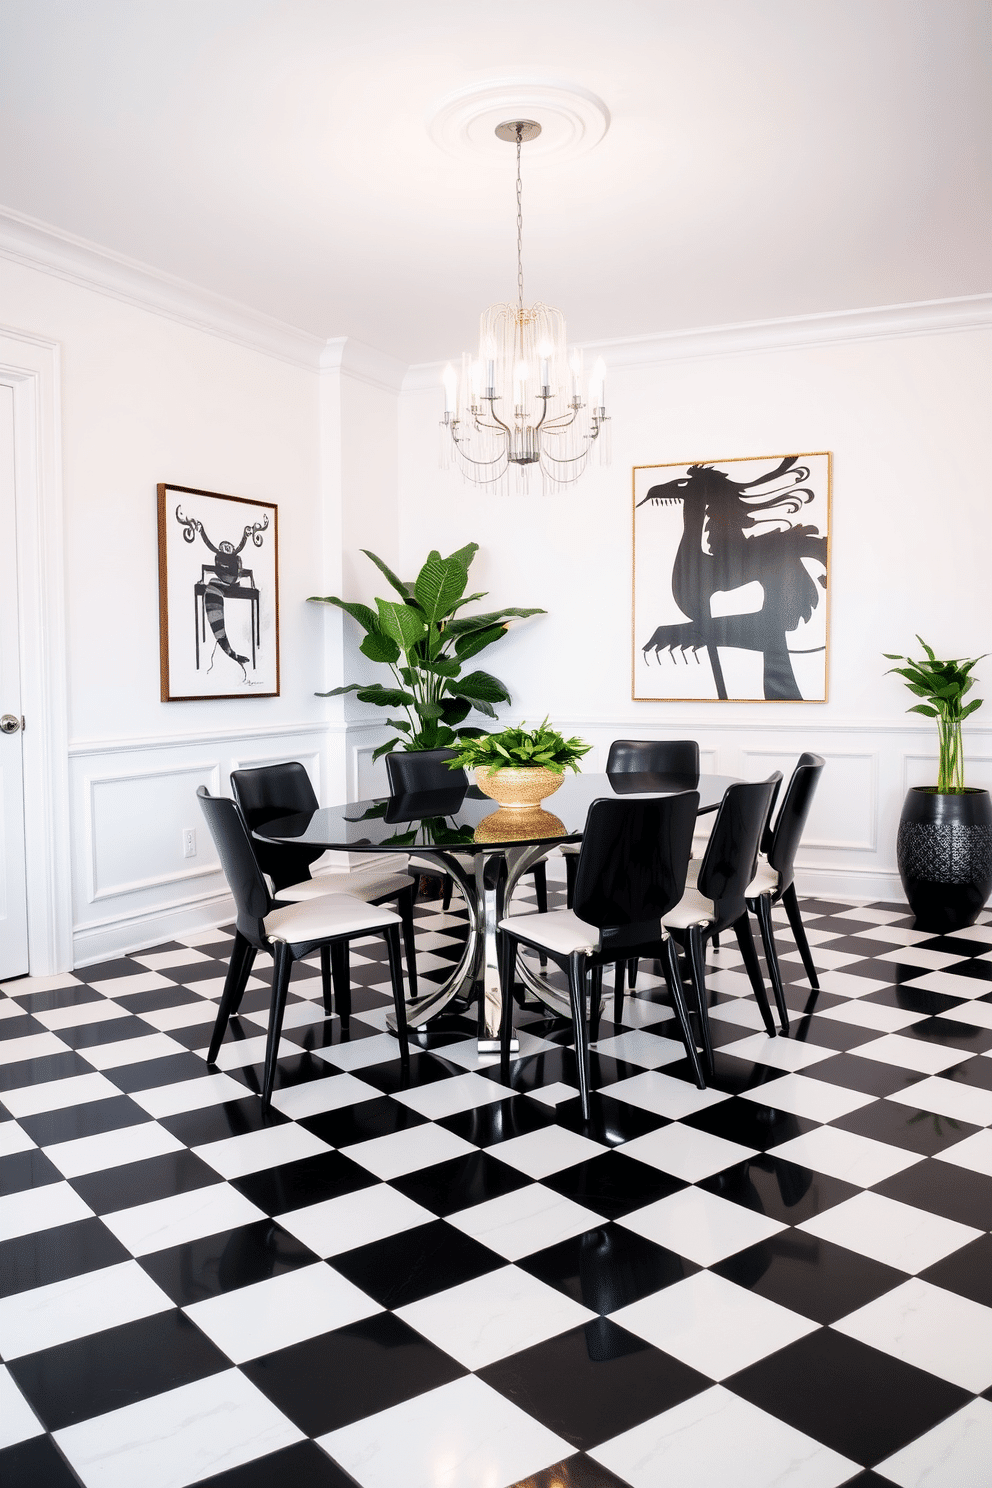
[314,1032,408,1071]
[855,926,932,946]
[620,1122,757,1182]
[739,1072,875,1123]
[874,1398,992,1488]
[799,1191,981,1273]
[618,997,676,1028]
[0,1364,42,1448]
[487,1124,607,1179]
[768,1125,923,1188]
[140,1001,219,1032]
[438,1028,559,1071]
[699,968,754,997]
[185,1262,381,1363]
[590,1384,858,1488]
[0,1030,69,1064]
[834,1277,992,1392]
[132,948,212,970]
[851,1033,972,1075]
[129,1073,254,1119]
[391,1070,516,1120]
[447,1182,600,1261]
[612,1269,818,1379]
[942,1000,992,1029]
[0,1122,35,1157]
[241,1000,330,1032]
[0,1259,173,1359]
[54,1368,303,1488]
[268,1072,381,1119]
[617,1185,786,1265]
[191,1034,299,1071]
[36,1000,134,1031]
[526,1080,579,1107]
[81,1033,188,1070]
[948,923,992,941]
[842,907,909,925]
[177,928,235,947]
[192,1123,331,1179]
[0,999,25,1020]
[277,1183,434,1255]
[341,1124,476,1181]
[887,1075,992,1126]
[781,948,861,971]
[43,1120,185,1178]
[395,1264,594,1370]
[0,1070,122,1118]
[88,972,178,997]
[718,1032,836,1071]
[0,972,81,994]
[790,970,894,999]
[814,999,927,1033]
[0,1180,93,1242]
[904,970,992,999]
[599,1071,731,1120]
[316,1373,572,1488]
[707,998,774,1031]
[875,947,966,970]
[101,1183,266,1257]
[935,1128,992,1177]
[590,1030,687,1068]
[180,975,268,1000]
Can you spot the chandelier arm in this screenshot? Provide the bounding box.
[538,432,606,468]
[480,397,513,438]
[450,438,510,472]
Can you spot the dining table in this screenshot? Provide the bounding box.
[255,769,742,1052]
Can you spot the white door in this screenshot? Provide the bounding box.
[0,382,29,979]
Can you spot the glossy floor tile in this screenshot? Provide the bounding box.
[4,888,992,1486]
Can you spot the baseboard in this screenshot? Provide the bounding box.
[72,890,236,967]
[793,866,904,904]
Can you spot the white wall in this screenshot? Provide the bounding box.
[395,317,992,899]
[0,257,336,963]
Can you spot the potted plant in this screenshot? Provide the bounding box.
[448,719,591,809]
[310,544,544,759]
[885,638,992,931]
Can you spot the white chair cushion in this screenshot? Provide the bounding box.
[499,908,600,956]
[662,887,716,931]
[276,870,414,905]
[264,892,401,946]
[559,842,581,856]
[746,857,779,897]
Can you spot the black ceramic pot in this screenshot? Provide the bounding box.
[897,786,992,933]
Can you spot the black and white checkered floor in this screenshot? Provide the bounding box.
[3,884,992,1488]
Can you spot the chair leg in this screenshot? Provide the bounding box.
[565,851,578,909]
[498,929,516,1081]
[735,913,777,1037]
[627,957,638,989]
[568,951,591,1120]
[330,940,351,1025]
[398,884,419,1002]
[686,928,714,1077]
[782,882,820,991]
[532,861,548,967]
[589,965,603,1043]
[207,931,256,1065]
[383,923,409,1064]
[753,894,790,1034]
[262,941,293,1108]
[661,935,705,1089]
[613,957,626,1025]
[712,931,720,950]
[319,945,334,1017]
[442,875,453,911]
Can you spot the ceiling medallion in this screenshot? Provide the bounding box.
[428,77,609,164]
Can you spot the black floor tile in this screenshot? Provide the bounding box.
[507,1455,634,1488]
[9,1310,228,1431]
[711,1231,907,1324]
[231,1149,377,1214]
[517,1222,699,1312]
[330,1218,504,1308]
[8,982,104,1013]
[354,1050,457,1095]
[17,1094,149,1147]
[803,1053,923,1097]
[0,1218,130,1298]
[438,1094,558,1147]
[0,1013,46,1038]
[682,1096,820,1151]
[554,1093,669,1147]
[76,958,160,982]
[698,1155,860,1225]
[939,1053,992,1091]
[829,1099,980,1155]
[69,1148,219,1214]
[0,1049,92,1090]
[298,1093,428,1147]
[0,1146,62,1195]
[194,1439,359,1488]
[862,984,962,1017]
[788,1016,883,1052]
[0,1435,81,1487]
[726,1328,970,1466]
[542,1151,686,1220]
[109,1051,217,1092]
[241,1311,466,1436]
[138,1219,318,1304]
[919,1232,992,1308]
[871,1156,992,1229]
[55,1016,148,1048]
[158,1095,281,1146]
[113,984,209,1014]
[389,1149,532,1216]
[480,1318,710,1451]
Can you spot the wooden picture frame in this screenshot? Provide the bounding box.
[157,483,280,702]
[632,452,831,703]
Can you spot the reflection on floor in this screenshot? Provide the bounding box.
[2,884,992,1488]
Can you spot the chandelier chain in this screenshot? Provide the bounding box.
[515,128,524,315]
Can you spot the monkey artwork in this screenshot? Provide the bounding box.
[175,506,268,683]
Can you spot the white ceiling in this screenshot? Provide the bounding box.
[1,0,989,364]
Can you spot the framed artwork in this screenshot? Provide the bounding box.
[157,483,280,701]
[632,452,831,703]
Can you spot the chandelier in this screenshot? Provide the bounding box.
[440,119,610,492]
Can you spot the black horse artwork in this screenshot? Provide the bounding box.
[636,455,828,701]
[175,506,269,682]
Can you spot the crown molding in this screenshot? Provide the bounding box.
[0,205,326,370]
[320,336,407,394]
[403,293,992,390]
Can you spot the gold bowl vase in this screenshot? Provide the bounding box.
[474,808,566,844]
[474,766,565,810]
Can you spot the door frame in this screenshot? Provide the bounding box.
[0,327,72,975]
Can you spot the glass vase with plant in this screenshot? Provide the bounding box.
[884,638,985,792]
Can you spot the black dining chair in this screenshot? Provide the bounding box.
[197,786,409,1108]
[498,792,705,1118]
[385,747,550,920]
[231,762,420,1001]
[562,739,700,909]
[745,753,825,1033]
[661,775,782,1074]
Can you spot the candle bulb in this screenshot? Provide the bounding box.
[592,357,607,410]
[570,353,582,401]
[486,360,495,396]
[442,364,457,415]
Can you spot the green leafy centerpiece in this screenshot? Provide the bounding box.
[309,544,544,760]
[449,719,591,809]
[884,637,985,792]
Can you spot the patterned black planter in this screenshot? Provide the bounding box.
[897,786,992,932]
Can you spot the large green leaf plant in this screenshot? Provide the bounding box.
[310,544,545,761]
[884,637,985,793]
